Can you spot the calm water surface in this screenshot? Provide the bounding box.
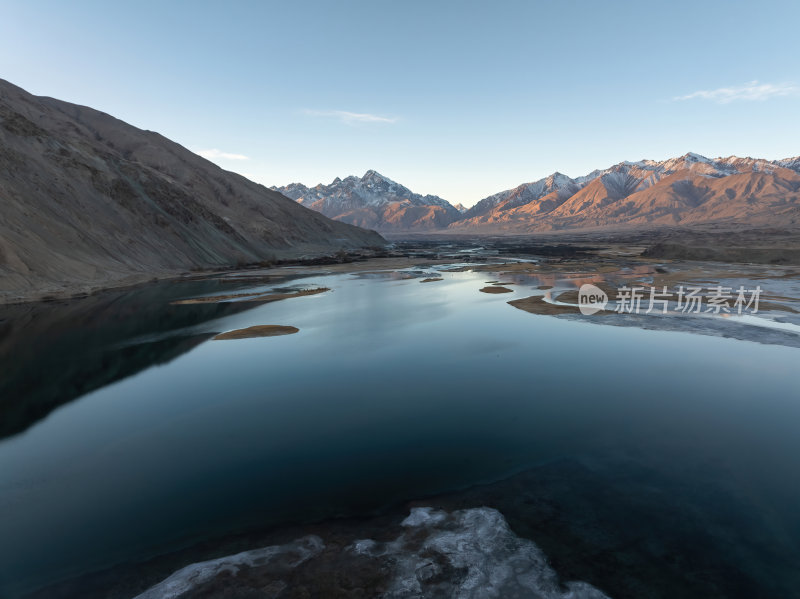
[1,266,799,597]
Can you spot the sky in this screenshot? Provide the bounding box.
[2,0,799,207]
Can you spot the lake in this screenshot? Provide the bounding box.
[1,258,799,598]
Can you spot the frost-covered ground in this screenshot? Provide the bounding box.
[135,508,609,599]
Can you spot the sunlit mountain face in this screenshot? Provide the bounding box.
[277,154,800,233]
[275,170,462,231]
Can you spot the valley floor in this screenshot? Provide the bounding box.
[10,234,799,599]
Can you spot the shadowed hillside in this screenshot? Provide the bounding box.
[0,79,384,302]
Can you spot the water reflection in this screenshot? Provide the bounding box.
[0,278,272,440]
[0,266,799,599]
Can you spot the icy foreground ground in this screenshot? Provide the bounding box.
[133,536,324,599]
[135,507,609,598]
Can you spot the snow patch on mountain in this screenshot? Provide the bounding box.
[462,172,579,219]
[453,152,800,230]
[273,170,461,230]
[276,170,455,211]
[278,153,800,232]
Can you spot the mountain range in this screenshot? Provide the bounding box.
[0,79,383,302]
[3,75,799,303]
[275,171,461,231]
[276,153,800,233]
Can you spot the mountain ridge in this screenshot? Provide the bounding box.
[0,79,385,303]
[453,153,800,232]
[279,153,800,233]
[274,170,462,231]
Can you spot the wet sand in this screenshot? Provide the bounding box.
[172,287,329,305]
[508,295,584,315]
[213,325,299,340]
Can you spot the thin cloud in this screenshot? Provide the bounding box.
[673,80,799,103]
[303,109,397,124]
[196,148,250,161]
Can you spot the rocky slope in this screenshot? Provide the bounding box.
[452,153,800,232]
[274,170,462,231]
[0,79,384,303]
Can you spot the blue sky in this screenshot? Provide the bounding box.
[3,0,799,206]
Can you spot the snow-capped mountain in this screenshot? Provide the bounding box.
[451,153,800,232]
[274,170,461,231]
[460,172,580,221]
[274,155,800,234]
